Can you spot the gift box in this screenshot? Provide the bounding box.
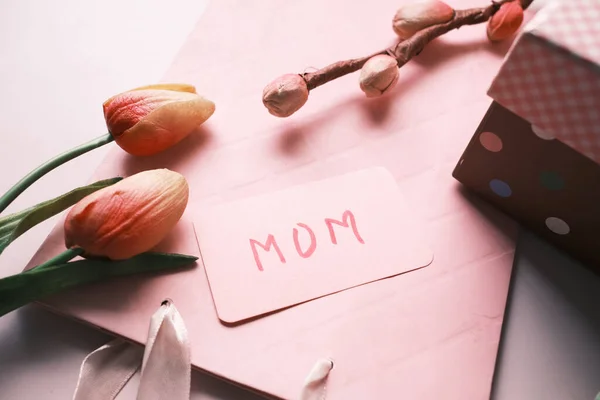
[453,0,600,270]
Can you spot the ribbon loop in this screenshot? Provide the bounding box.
[73,339,143,400]
[137,300,191,400]
[75,301,331,400]
[73,300,190,400]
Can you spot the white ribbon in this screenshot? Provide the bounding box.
[73,300,190,400]
[138,300,191,400]
[300,358,334,400]
[72,339,143,400]
[73,300,332,399]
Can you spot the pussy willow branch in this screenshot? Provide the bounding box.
[303,0,534,90]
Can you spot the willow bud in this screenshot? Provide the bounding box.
[262,74,309,117]
[359,55,399,98]
[487,1,524,42]
[393,0,455,39]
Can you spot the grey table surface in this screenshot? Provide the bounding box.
[0,0,598,399]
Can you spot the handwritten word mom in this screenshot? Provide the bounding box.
[249,210,365,271]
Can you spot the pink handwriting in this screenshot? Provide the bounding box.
[250,210,364,271]
[249,235,286,272]
[325,210,365,245]
[293,223,317,258]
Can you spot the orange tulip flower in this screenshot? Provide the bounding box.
[64,169,189,260]
[103,84,215,156]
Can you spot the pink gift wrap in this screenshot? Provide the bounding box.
[24,0,527,398]
[455,0,600,271]
[488,0,600,163]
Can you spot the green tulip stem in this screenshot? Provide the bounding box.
[34,247,85,270]
[0,133,114,214]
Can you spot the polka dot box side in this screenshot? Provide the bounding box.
[453,101,600,271]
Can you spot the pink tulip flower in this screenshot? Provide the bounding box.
[103,84,215,156]
[64,169,189,260]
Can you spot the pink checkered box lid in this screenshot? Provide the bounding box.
[488,0,600,164]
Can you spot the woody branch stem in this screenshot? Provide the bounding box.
[303,0,533,91]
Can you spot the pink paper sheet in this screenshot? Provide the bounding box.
[26,0,520,398]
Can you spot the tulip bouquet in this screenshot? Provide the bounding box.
[262,0,532,117]
[0,84,215,317]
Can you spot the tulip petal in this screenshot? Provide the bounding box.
[130,83,197,94]
[104,90,201,137]
[64,169,189,260]
[0,177,122,255]
[103,84,197,109]
[115,97,215,156]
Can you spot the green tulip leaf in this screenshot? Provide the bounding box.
[0,133,114,214]
[0,251,198,317]
[0,177,122,255]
